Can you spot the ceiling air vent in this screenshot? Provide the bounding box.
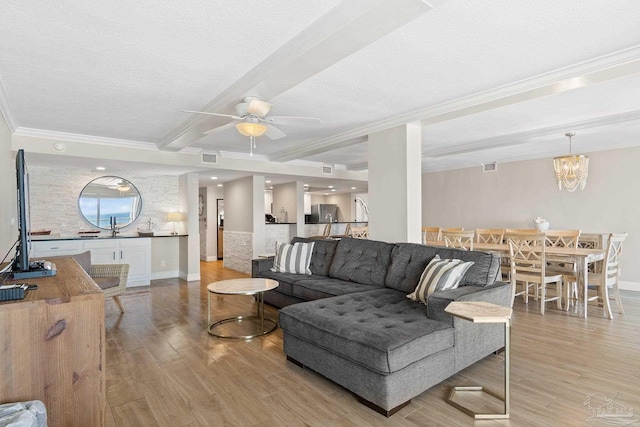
[201,152,219,164]
[322,165,333,175]
[482,162,497,173]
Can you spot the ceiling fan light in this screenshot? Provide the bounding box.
[236,122,267,137]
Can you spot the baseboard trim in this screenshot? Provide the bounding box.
[619,280,640,292]
[179,271,201,282]
[150,270,179,280]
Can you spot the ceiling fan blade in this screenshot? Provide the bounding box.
[265,123,286,140]
[264,116,322,126]
[182,110,242,120]
[204,121,238,135]
[246,99,272,117]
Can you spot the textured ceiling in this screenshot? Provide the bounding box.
[2,0,640,182]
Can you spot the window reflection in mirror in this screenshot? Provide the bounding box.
[79,176,142,229]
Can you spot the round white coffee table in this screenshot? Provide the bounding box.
[207,278,279,339]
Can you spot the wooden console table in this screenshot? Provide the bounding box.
[0,257,106,426]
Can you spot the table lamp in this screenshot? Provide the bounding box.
[167,211,183,235]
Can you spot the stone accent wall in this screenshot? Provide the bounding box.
[264,224,293,253]
[29,166,180,235]
[223,231,253,274]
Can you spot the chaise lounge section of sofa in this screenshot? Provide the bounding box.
[252,237,512,416]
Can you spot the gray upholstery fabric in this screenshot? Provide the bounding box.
[263,290,306,308]
[291,278,379,300]
[386,244,501,291]
[279,288,454,374]
[329,238,394,286]
[284,330,455,411]
[384,244,439,293]
[291,237,339,276]
[259,271,331,296]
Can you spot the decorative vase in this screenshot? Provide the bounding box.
[532,217,549,232]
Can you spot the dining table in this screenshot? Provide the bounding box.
[426,241,605,319]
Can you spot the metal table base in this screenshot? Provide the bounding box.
[208,290,277,339]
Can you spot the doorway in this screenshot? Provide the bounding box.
[216,199,224,260]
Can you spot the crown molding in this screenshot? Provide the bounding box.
[0,77,17,132]
[269,44,640,163]
[13,127,158,150]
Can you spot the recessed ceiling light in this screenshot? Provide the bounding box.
[328,185,334,188]
[331,189,336,192]
[325,193,329,195]
[270,186,273,189]
[266,180,271,183]
[211,176,217,180]
[217,184,223,187]
[96,166,106,171]
[351,187,357,190]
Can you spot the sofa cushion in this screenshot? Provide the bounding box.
[291,277,379,300]
[93,277,120,290]
[385,243,501,291]
[407,256,474,303]
[291,237,339,276]
[279,288,454,375]
[271,241,315,274]
[329,238,394,286]
[259,271,331,296]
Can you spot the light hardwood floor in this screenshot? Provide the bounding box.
[105,261,640,426]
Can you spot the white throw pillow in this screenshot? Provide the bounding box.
[271,241,315,275]
[407,255,474,303]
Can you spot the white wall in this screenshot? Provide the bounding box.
[179,172,200,281]
[369,124,422,243]
[28,166,181,235]
[422,146,640,288]
[0,113,16,258]
[224,177,255,233]
[325,193,353,222]
[272,182,297,223]
[223,175,265,273]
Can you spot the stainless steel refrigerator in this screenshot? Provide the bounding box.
[311,204,338,223]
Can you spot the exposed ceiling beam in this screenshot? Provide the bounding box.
[157,0,440,152]
[269,44,640,163]
[424,109,640,158]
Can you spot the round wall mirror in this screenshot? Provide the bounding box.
[79,176,142,229]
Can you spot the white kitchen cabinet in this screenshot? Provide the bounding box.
[31,240,82,257]
[82,238,151,286]
[304,193,311,214]
[32,237,151,287]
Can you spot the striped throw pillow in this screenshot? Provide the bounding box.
[271,241,315,275]
[407,255,474,303]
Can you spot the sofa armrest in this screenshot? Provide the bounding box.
[426,282,512,325]
[252,258,274,277]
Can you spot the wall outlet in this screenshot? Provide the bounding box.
[160,260,166,267]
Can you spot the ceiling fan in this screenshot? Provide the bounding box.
[183,96,321,155]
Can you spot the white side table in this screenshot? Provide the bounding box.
[444,301,513,419]
[207,278,279,339]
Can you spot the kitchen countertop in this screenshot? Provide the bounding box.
[31,233,188,241]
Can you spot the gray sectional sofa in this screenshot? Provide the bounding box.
[252,237,512,416]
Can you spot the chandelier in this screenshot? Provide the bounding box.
[553,132,589,192]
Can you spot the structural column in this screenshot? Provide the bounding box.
[368,123,422,243]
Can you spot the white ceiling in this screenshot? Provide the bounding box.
[2,0,640,186]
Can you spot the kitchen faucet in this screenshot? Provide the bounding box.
[110,216,119,237]
[325,213,333,223]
